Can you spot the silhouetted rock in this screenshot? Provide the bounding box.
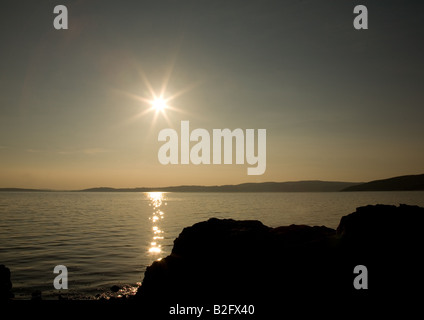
[336,204,424,295]
[136,218,341,309]
[31,290,42,301]
[337,204,424,243]
[110,285,120,293]
[0,265,14,301]
[136,204,424,313]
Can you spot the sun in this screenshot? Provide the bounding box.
[116,62,199,129]
[151,98,167,112]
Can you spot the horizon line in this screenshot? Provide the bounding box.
[0,179,364,192]
[2,172,424,192]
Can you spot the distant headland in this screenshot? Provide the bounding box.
[1,173,424,193]
[341,173,424,191]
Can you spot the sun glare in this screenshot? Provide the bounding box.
[117,61,199,129]
[151,98,167,112]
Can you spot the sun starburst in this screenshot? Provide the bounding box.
[151,97,168,112]
[112,55,202,132]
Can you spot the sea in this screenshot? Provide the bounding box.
[1,191,423,300]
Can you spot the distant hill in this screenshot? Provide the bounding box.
[10,175,424,193]
[77,187,149,192]
[80,181,360,193]
[342,174,424,192]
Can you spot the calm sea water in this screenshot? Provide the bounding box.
[1,191,423,300]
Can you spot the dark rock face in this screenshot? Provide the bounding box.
[337,204,424,296]
[0,265,14,301]
[137,219,341,306]
[337,204,424,244]
[110,285,120,293]
[136,204,424,310]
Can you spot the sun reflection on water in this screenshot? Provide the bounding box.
[147,192,166,256]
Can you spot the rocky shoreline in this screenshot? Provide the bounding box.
[2,204,424,314]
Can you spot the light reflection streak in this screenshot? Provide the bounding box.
[147,192,166,256]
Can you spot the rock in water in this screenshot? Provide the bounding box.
[136,204,424,312]
[0,265,14,301]
[136,218,339,305]
[111,285,120,293]
[337,204,424,294]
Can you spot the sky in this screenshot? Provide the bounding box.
[1,0,423,189]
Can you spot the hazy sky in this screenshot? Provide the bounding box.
[1,0,423,189]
